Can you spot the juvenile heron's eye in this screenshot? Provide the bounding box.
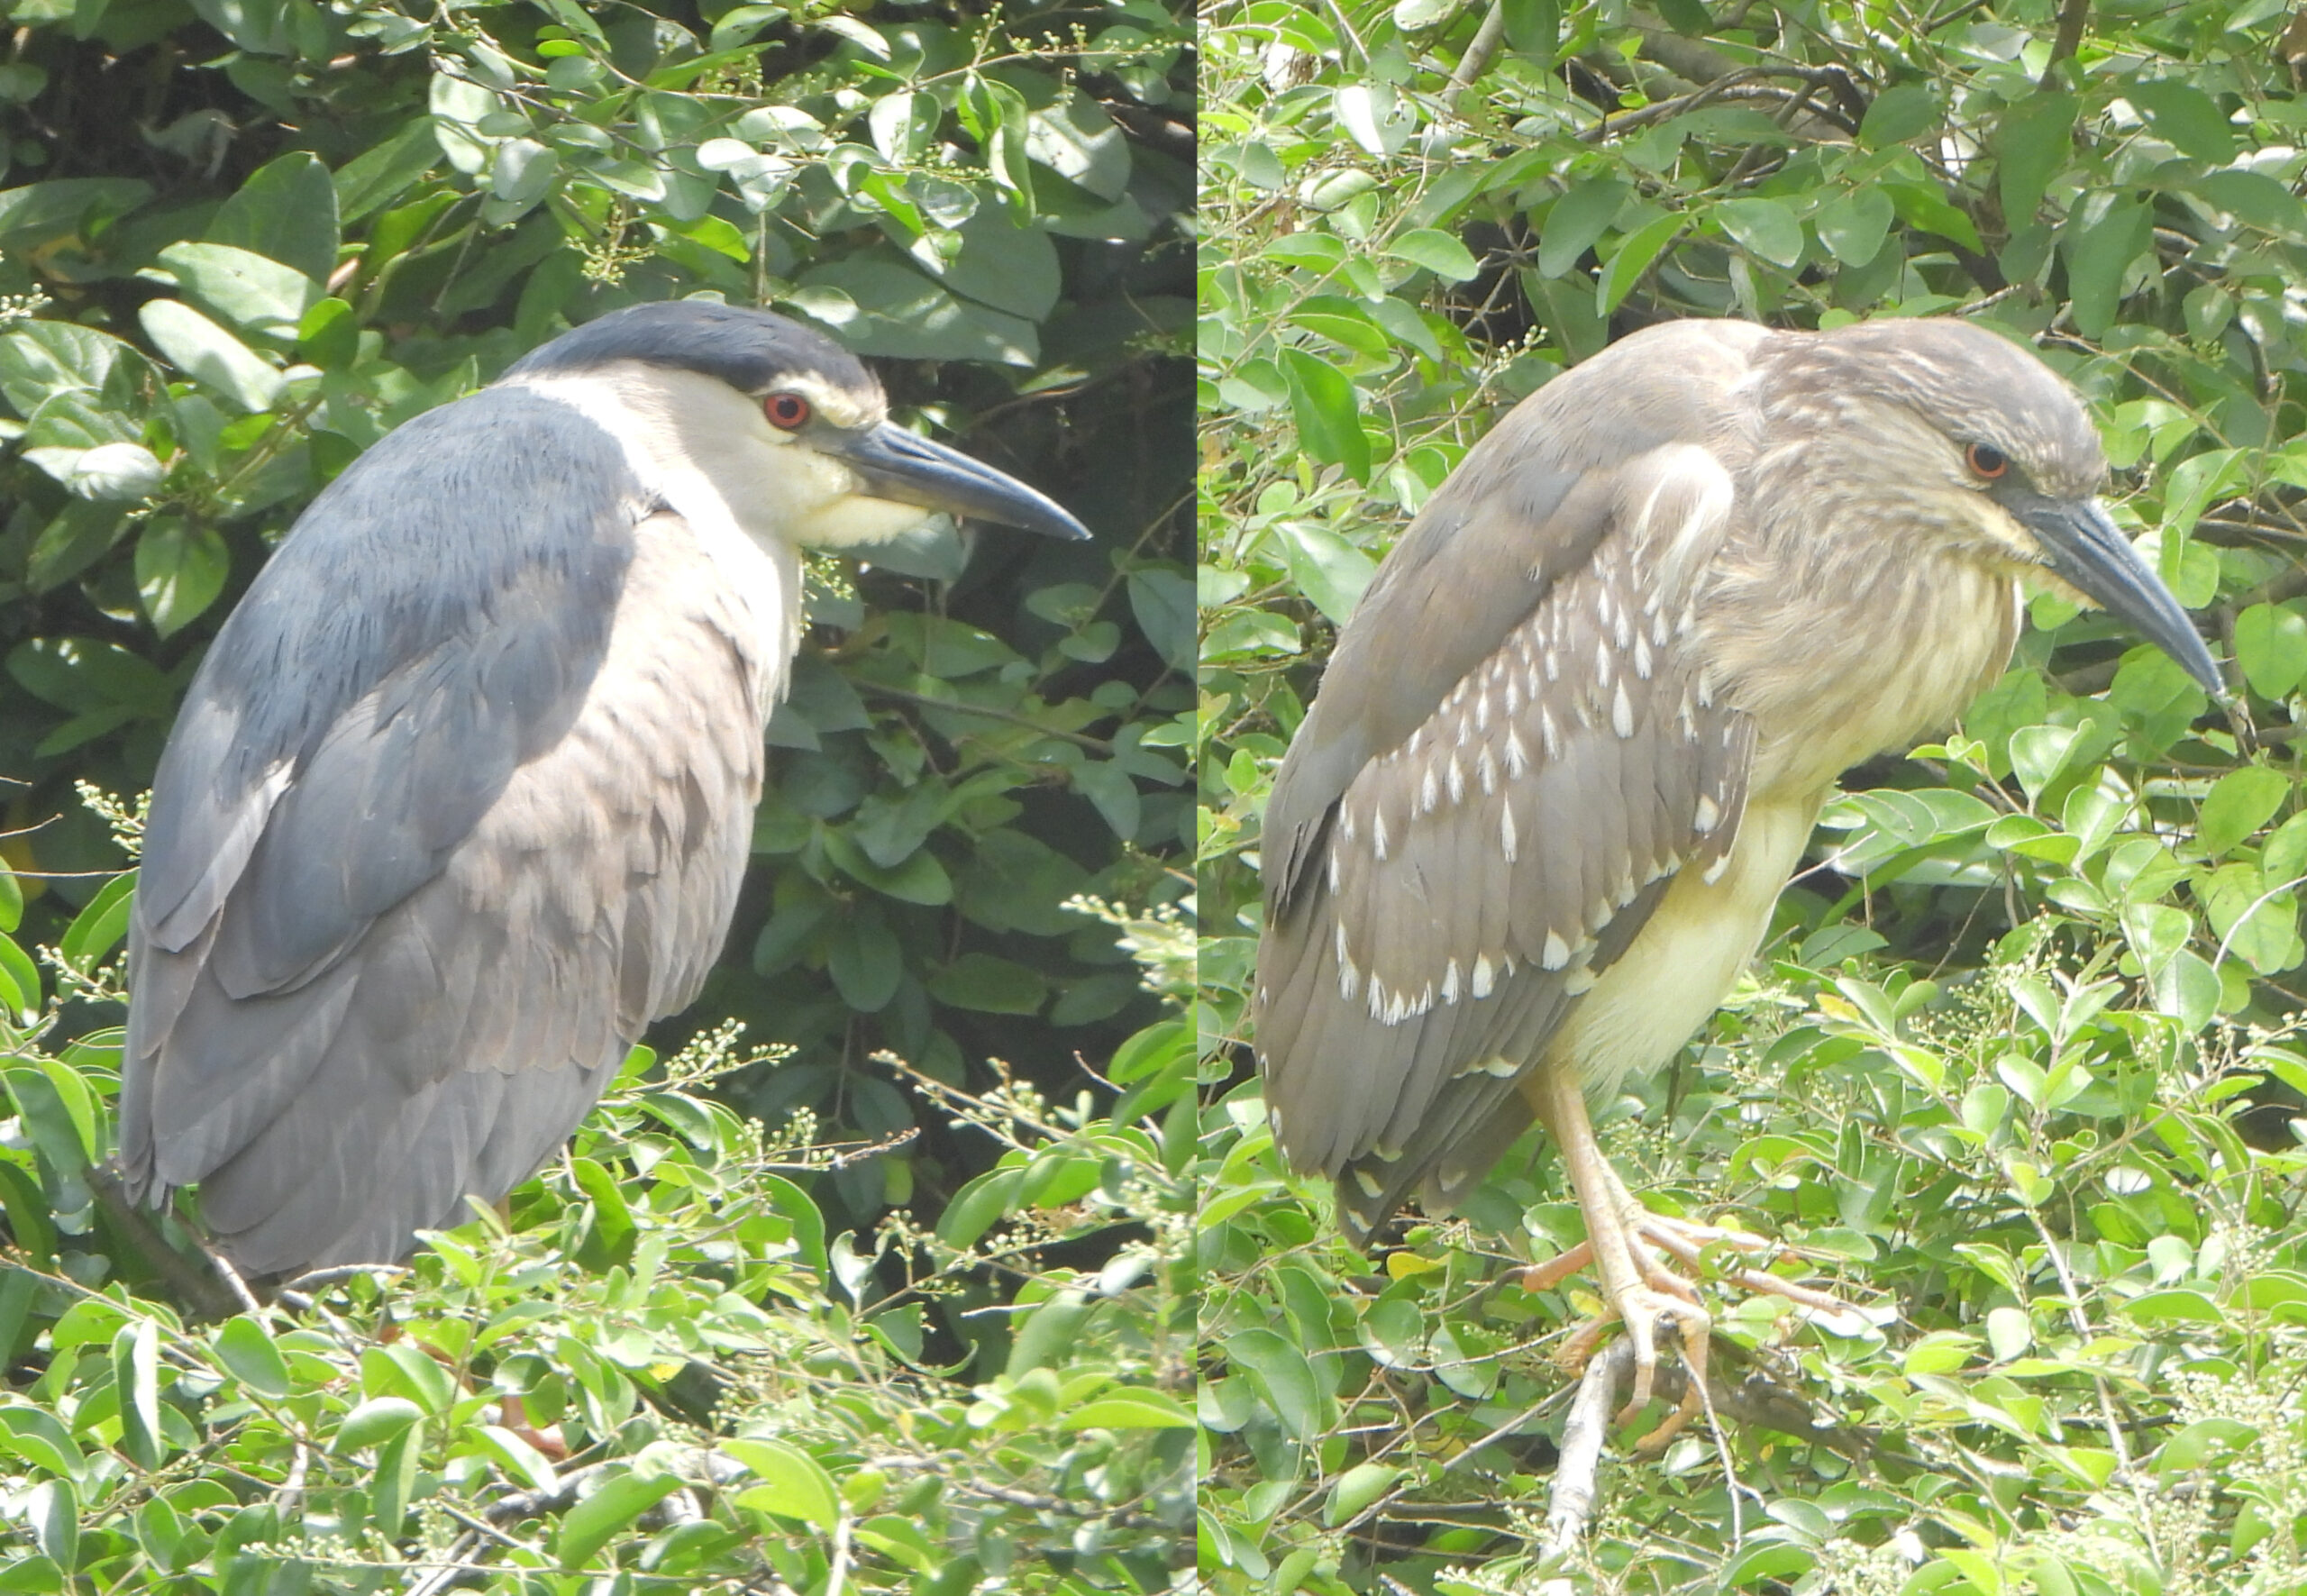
[1965,442,2009,479]
[763,392,812,431]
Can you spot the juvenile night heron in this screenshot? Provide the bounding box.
[1255,316,2220,1419]
[118,300,1088,1278]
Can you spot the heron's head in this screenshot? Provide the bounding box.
[1758,318,2219,692]
[500,299,1090,551]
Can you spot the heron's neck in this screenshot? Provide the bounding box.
[506,369,807,723]
[1703,504,2023,802]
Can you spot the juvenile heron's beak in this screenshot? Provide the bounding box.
[2014,493,2222,692]
[833,423,1090,542]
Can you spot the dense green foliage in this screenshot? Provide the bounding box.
[0,0,1193,1585]
[1200,1,2307,1589]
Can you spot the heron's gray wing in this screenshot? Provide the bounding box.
[118,389,769,1272]
[1255,323,1770,1237]
[140,508,771,1272]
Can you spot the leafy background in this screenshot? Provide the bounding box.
[1200,0,2307,1590]
[0,0,1193,1587]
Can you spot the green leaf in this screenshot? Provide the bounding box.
[1325,1461,1401,1526]
[1993,92,2075,224]
[213,1317,292,1400]
[2198,766,2288,857]
[1712,196,1804,268]
[0,321,158,418]
[208,150,340,281]
[1060,1389,1196,1429]
[927,953,1048,1014]
[2061,199,2154,341]
[135,520,230,639]
[1858,84,1938,148]
[156,242,317,342]
[138,301,283,415]
[1280,346,1370,483]
[114,1320,164,1470]
[1334,85,1416,157]
[1225,1328,1326,1445]
[297,297,359,369]
[940,211,1062,322]
[1075,760,1143,839]
[469,1424,559,1492]
[369,1425,421,1539]
[2125,78,2237,163]
[1813,187,1893,267]
[1393,0,1461,26]
[1883,182,1983,251]
[555,1466,682,1559]
[728,1439,843,1528]
[1595,213,1685,314]
[26,1479,76,1573]
[1500,0,1558,58]
[334,1396,424,1452]
[333,118,444,224]
[59,871,135,973]
[824,909,902,1012]
[1536,179,1628,277]
[937,1167,1023,1246]
[2235,602,2307,699]
[1387,228,1480,282]
[1271,521,1378,625]
[2200,863,2302,974]
[2008,725,2079,805]
[0,178,150,252]
[1127,569,1196,671]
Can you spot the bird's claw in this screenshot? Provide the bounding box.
[1528,1208,1855,1453]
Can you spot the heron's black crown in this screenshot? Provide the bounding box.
[503,300,875,401]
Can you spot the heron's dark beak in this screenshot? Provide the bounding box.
[2013,493,2221,693]
[832,423,1090,542]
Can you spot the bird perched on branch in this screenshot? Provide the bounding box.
[117,300,1089,1280]
[1254,316,2220,1429]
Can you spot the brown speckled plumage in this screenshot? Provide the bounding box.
[1256,316,2215,1242]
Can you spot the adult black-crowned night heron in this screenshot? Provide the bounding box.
[118,300,1088,1278]
[1255,316,2220,1420]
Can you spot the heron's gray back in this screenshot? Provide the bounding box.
[120,388,773,1273]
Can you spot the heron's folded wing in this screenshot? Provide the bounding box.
[119,390,653,1228]
[1256,436,1756,1235]
[125,500,772,1272]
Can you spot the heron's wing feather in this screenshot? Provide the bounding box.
[128,508,772,1273]
[1256,426,1757,1235]
[119,391,654,1225]
[1260,317,1769,915]
[133,388,646,978]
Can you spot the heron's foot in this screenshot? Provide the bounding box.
[1523,1212,1855,1453]
[1623,1210,1858,1323]
[1550,1281,1710,1452]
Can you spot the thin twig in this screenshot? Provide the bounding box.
[209,1251,262,1317]
[1545,1339,1633,1559]
[1449,1,1506,90]
[2040,0,2091,87]
[84,1163,238,1318]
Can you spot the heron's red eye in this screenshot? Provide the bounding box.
[763,392,812,431]
[1966,442,2009,479]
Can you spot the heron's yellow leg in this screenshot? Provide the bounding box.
[1522,1060,1710,1433]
